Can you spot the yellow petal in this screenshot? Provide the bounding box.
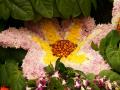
[40,19,61,44]
[65,19,82,44]
[67,43,87,64]
[32,35,57,65]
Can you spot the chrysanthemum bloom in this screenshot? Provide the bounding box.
[0,18,110,79]
[112,0,120,30]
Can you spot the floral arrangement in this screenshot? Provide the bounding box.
[0,0,120,90]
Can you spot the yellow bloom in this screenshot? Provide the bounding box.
[32,19,90,66]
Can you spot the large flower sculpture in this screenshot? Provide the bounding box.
[0,17,111,80]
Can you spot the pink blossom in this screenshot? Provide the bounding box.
[92,24,114,45]
[0,28,46,79]
[112,0,120,17]
[79,24,112,75]
[80,17,96,37]
[22,48,46,79]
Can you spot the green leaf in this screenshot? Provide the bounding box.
[0,47,27,64]
[90,82,100,90]
[75,70,86,77]
[27,80,36,87]
[91,0,97,9]
[56,0,76,18]
[66,78,74,88]
[106,45,120,73]
[31,0,53,18]
[6,61,26,90]
[99,70,120,81]
[72,0,81,17]
[0,1,10,20]
[65,67,75,78]
[86,73,99,90]
[53,0,61,17]
[77,0,91,16]
[99,30,119,60]
[91,41,99,51]
[55,58,66,72]
[47,77,64,90]
[99,30,120,73]
[0,61,26,90]
[5,0,34,20]
[86,73,95,81]
[0,64,9,86]
[44,64,54,75]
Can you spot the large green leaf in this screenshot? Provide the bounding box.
[0,1,10,20]
[56,0,76,18]
[99,30,119,60]
[0,61,26,90]
[77,0,91,16]
[99,30,120,73]
[0,47,27,64]
[99,70,120,81]
[5,0,34,20]
[0,64,9,86]
[31,0,54,18]
[91,0,97,9]
[106,45,120,73]
[53,0,61,17]
[72,0,81,17]
[6,61,26,90]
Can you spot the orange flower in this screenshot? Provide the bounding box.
[0,86,9,90]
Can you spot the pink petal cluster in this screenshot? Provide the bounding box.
[0,28,32,49]
[112,0,120,17]
[112,0,120,28]
[22,48,46,79]
[0,28,46,79]
[80,43,110,75]
[80,17,96,37]
[92,24,114,45]
[80,24,113,75]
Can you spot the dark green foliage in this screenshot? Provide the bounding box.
[47,77,64,90]
[0,0,97,20]
[99,30,120,73]
[0,47,27,90]
[99,70,120,81]
[91,41,99,51]
[0,61,26,90]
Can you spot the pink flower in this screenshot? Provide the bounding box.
[80,17,96,37]
[0,28,46,79]
[22,48,46,79]
[92,24,114,45]
[112,0,120,17]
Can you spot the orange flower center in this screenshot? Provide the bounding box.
[50,40,77,57]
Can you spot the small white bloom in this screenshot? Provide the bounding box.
[62,80,66,85]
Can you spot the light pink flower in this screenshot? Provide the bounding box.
[112,0,120,17]
[0,27,46,79]
[79,24,113,74]
[112,0,120,28]
[92,24,114,45]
